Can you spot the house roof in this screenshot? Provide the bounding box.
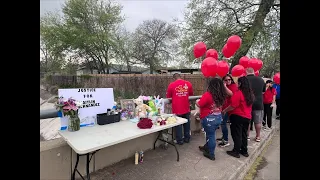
[77,62,148,72]
[156,68,200,73]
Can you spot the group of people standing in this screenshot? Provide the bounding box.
[166,69,280,160]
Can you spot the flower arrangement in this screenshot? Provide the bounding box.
[55,97,83,131]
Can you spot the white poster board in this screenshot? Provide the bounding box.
[58,88,114,130]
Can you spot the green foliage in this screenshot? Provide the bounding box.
[80,74,92,80]
[40,0,124,74]
[44,73,53,83]
[113,89,138,99]
[181,0,280,71]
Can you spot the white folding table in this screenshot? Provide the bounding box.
[59,117,188,180]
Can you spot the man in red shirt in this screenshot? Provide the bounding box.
[166,73,194,145]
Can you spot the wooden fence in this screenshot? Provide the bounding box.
[48,74,207,99]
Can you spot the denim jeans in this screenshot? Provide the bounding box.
[221,113,229,142]
[201,114,222,157]
[176,112,191,143]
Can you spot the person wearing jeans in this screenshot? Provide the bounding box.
[272,83,280,119]
[217,74,238,147]
[222,76,254,158]
[201,114,222,159]
[196,77,227,160]
[175,112,191,143]
[166,73,194,145]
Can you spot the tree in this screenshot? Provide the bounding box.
[40,13,66,73]
[40,0,124,74]
[181,0,280,69]
[131,19,178,74]
[113,27,135,71]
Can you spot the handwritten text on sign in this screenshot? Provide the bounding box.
[58,88,114,130]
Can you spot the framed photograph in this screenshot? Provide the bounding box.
[120,99,135,111]
[120,99,136,119]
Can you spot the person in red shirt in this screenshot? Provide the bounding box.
[263,80,277,130]
[222,76,255,158]
[166,73,194,145]
[217,74,238,148]
[196,77,227,160]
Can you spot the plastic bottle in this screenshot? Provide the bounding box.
[134,151,139,165]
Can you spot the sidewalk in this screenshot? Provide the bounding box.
[88,119,280,180]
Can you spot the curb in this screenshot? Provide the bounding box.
[228,120,279,180]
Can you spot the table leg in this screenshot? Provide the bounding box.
[86,154,90,180]
[71,150,99,180]
[153,128,180,161]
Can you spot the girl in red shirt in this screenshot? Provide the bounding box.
[217,74,238,148]
[222,76,255,158]
[196,77,227,160]
[263,80,277,130]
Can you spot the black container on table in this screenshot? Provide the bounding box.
[97,113,121,125]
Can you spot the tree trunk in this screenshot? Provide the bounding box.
[149,61,154,74]
[126,59,131,71]
[230,0,275,69]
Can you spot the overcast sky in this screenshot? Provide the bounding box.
[40,0,189,32]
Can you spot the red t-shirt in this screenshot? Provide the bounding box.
[197,92,222,119]
[263,88,277,104]
[166,79,194,115]
[222,83,238,110]
[229,90,252,120]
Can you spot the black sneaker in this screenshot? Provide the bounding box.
[203,151,215,160]
[176,141,184,145]
[199,145,209,153]
[184,139,190,143]
[240,151,249,157]
[218,141,230,147]
[216,137,224,142]
[227,150,240,158]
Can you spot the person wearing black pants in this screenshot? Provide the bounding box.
[229,114,250,157]
[263,80,277,129]
[222,77,255,158]
[263,104,273,128]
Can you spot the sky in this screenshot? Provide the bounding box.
[40,0,189,32]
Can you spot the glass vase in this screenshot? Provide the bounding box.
[68,115,80,132]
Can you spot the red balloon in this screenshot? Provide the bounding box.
[231,65,245,77]
[216,60,229,78]
[239,56,250,68]
[222,44,235,58]
[247,58,260,71]
[273,72,280,84]
[254,70,259,76]
[206,49,218,59]
[226,35,242,52]
[201,57,218,77]
[193,42,207,58]
[256,59,263,70]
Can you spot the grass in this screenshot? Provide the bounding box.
[243,138,273,180]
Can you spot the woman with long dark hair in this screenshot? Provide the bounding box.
[217,74,238,148]
[222,76,255,158]
[263,80,277,130]
[196,77,227,160]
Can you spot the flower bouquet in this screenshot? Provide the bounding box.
[56,97,83,132]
